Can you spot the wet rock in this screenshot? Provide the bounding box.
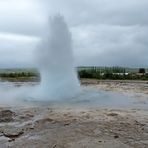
[35,118,54,125]
[3,127,24,139]
[0,110,15,122]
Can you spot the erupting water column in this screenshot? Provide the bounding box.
[36,15,80,100]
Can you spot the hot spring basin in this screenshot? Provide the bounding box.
[0,81,148,109]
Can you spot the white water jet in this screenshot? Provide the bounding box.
[34,15,80,100]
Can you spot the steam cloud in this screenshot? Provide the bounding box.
[0,15,80,105]
[34,15,80,100]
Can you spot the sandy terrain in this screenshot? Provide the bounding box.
[0,80,148,148]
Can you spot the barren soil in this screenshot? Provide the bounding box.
[0,80,148,148]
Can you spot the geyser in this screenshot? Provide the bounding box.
[35,15,80,100]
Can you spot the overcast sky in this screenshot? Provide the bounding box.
[0,0,148,68]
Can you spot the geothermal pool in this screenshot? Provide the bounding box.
[0,81,148,109]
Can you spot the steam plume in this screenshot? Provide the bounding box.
[35,15,80,100]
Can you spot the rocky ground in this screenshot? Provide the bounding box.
[0,80,148,148]
[81,79,148,95]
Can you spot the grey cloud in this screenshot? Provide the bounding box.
[0,0,148,67]
[0,33,39,67]
[72,24,148,67]
[42,0,148,26]
[0,0,46,36]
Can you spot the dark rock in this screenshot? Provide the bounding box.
[0,110,15,122]
[8,138,15,142]
[64,123,70,126]
[107,113,118,117]
[52,144,57,148]
[114,135,119,139]
[3,128,24,139]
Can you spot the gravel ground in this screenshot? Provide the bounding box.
[0,80,148,148]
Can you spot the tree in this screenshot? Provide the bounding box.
[139,68,145,74]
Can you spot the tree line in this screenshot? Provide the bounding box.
[78,67,148,80]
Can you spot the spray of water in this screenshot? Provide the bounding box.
[0,15,80,105]
[34,15,80,100]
